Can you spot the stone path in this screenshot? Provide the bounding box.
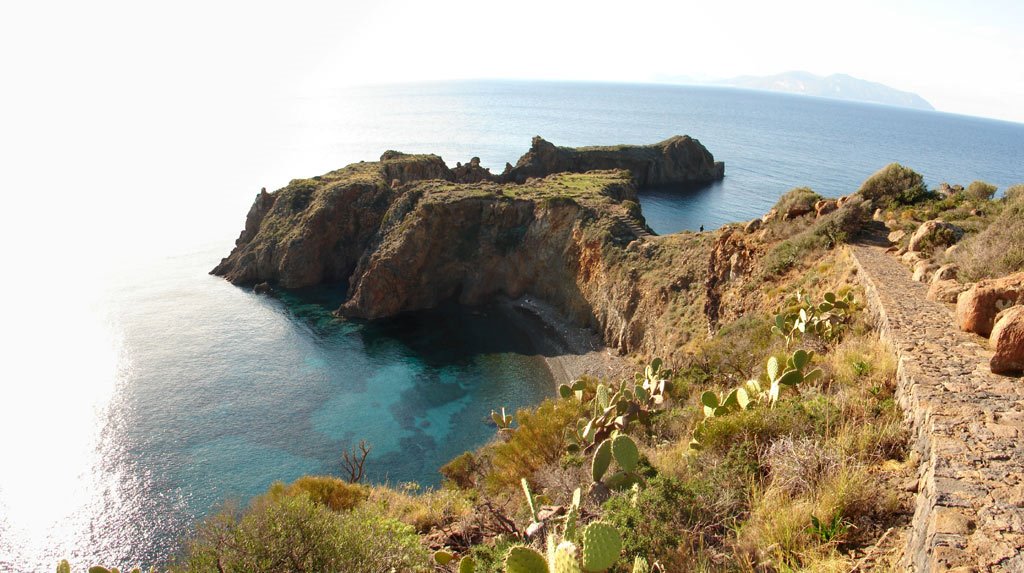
[850,243,1024,572]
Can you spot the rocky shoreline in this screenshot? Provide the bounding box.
[503,296,633,384]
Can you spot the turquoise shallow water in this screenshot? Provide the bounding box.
[2,80,1023,571]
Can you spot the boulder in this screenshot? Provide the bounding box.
[887,229,907,244]
[927,279,970,304]
[956,272,1024,336]
[761,208,778,223]
[814,199,838,217]
[907,220,964,253]
[901,251,927,265]
[837,195,851,208]
[253,282,272,294]
[990,306,1024,374]
[932,264,959,282]
[744,218,762,233]
[912,261,939,283]
[885,218,898,229]
[873,208,884,222]
[783,203,814,220]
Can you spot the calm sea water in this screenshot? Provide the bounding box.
[2,81,1023,571]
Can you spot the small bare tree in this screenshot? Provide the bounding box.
[341,440,371,483]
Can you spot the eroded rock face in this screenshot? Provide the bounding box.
[990,306,1024,374]
[956,272,1024,336]
[907,220,964,253]
[211,154,450,288]
[502,136,724,187]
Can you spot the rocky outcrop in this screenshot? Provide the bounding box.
[955,272,1024,337]
[501,136,724,187]
[907,220,963,253]
[990,306,1024,374]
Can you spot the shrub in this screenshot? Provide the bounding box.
[602,475,710,566]
[181,494,428,572]
[763,234,824,276]
[812,196,871,247]
[965,180,997,202]
[486,398,583,493]
[1005,183,1024,203]
[951,197,1024,280]
[857,163,928,207]
[774,187,823,217]
[267,475,367,512]
[440,452,479,489]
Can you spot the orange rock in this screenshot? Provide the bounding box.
[990,306,1024,374]
[956,272,1024,336]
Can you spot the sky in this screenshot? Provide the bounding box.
[0,0,1020,263]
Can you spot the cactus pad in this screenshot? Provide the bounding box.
[591,439,612,482]
[434,550,455,565]
[611,435,639,472]
[631,556,650,573]
[459,555,476,573]
[57,562,71,573]
[580,522,622,572]
[552,541,582,573]
[504,546,548,573]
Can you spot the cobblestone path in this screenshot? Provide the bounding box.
[850,243,1024,572]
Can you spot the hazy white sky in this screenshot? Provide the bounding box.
[0,0,1020,265]
[2,0,1021,123]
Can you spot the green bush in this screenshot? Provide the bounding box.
[951,197,1024,280]
[857,163,929,207]
[966,180,997,202]
[763,234,824,276]
[181,494,428,572]
[603,475,710,567]
[774,187,823,217]
[266,475,367,512]
[486,398,583,493]
[440,452,478,489]
[1005,184,1024,203]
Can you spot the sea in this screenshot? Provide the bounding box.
[1,80,1022,571]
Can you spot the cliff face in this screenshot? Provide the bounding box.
[501,135,725,186]
[212,137,749,363]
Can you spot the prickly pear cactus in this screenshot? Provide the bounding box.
[504,546,548,573]
[551,541,582,573]
[56,561,71,573]
[434,550,455,565]
[610,435,639,472]
[591,438,612,482]
[88,567,113,573]
[580,522,622,572]
[631,556,650,573]
[459,555,476,573]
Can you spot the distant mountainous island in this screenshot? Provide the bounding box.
[705,71,935,111]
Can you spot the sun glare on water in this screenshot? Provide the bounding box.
[0,276,130,569]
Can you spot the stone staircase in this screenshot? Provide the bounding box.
[611,208,653,240]
[849,242,1024,572]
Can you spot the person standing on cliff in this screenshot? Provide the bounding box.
[699,225,704,232]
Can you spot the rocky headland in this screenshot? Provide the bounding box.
[212,136,737,365]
